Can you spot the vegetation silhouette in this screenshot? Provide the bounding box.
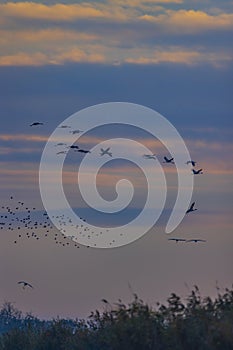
[0,285,233,350]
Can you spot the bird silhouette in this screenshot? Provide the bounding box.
[101,299,109,304]
[192,168,203,175]
[168,238,186,243]
[78,149,90,154]
[18,281,33,289]
[59,125,70,128]
[69,145,79,150]
[100,147,112,157]
[70,130,83,134]
[55,143,67,146]
[163,156,174,164]
[186,160,196,166]
[143,154,156,159]
[186,202,197,214]
[30,122,43,127]
[186,239,206,243]
[56,151,67,155]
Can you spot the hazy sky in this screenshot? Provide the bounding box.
[0,0,232,319]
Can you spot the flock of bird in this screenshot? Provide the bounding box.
[1,121,206,289]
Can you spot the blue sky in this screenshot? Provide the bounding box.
[0,0,232,318]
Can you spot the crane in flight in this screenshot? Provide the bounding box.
[163,156,174,164]
[78,149,91,154]
[70,129,83,134]
[143,154,156,159]
[168,238,186,243]
[30,122,43,127]
[186,239,206,243]
[192,168,203,175]
[186,160,196,166]
[100,147,112,157]
[18,281,34,289]
[59,125,70,128]
[186,202,197,214]
[69,145,79,150]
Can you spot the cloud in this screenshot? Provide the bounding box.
[0,46,230,67]
[0,3,232,67]
[0,134,48,142]
[125,49,232,67]
[0,49,105,66]
[0,2,106,21]
[0,29,98,46]
[140,10,233,33]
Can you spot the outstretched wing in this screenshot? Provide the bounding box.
[190,202,195,210]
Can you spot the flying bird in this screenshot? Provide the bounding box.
[186,160,196,166]
[101,299,109,304]
[168,238,186,243]
[143,154,156,159]
[30,122,43,127]
[70,129,83,134]
[56,151,67,155]
[192,168,203,175]
[55,143,67,146]
[100,147,112,157]
[18,281,34,289]
[59,125,71,128]
[78,149,90,153]
[186,239,206,243]
[163,156,174,164]
[69,145,79,150]
[186,202,197,214]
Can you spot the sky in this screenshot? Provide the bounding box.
[0,0,233,319]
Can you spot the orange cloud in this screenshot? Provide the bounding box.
[0,2,105,21]
[0,29,98,46]
[0,49,105,66]
[125,50,200,65]
[0,134,48,142]
[140,10,233,33]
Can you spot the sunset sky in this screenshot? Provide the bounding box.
[0,0,232,319]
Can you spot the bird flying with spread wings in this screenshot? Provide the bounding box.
[18,281,34,289]
[186,239,206,243]
[186,160,196,166]
[192,168,203,175]
[186,202,197,214]
[30,122,43,127]
[163,156,174,164]
[143,154,156,159]
[168,238,186,243]
[100,147,112,157]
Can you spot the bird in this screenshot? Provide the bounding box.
[56,151,67,155]
[70,130,83,134]
[30,122,43,127]
[168,238,186,243]
[192,168,203,175]
[186,239,206,243]
[18,281,34,289]
[143,154,156,159]
[55,143,67,146]
[186,160,196,166]
[69,145,79,150]
[163,156,174,164]
[101,299,109,304]
[78,149,90,154]
[186,202,197,214]
[100,147,112,157]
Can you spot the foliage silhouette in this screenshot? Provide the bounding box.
[0,286,233,350]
